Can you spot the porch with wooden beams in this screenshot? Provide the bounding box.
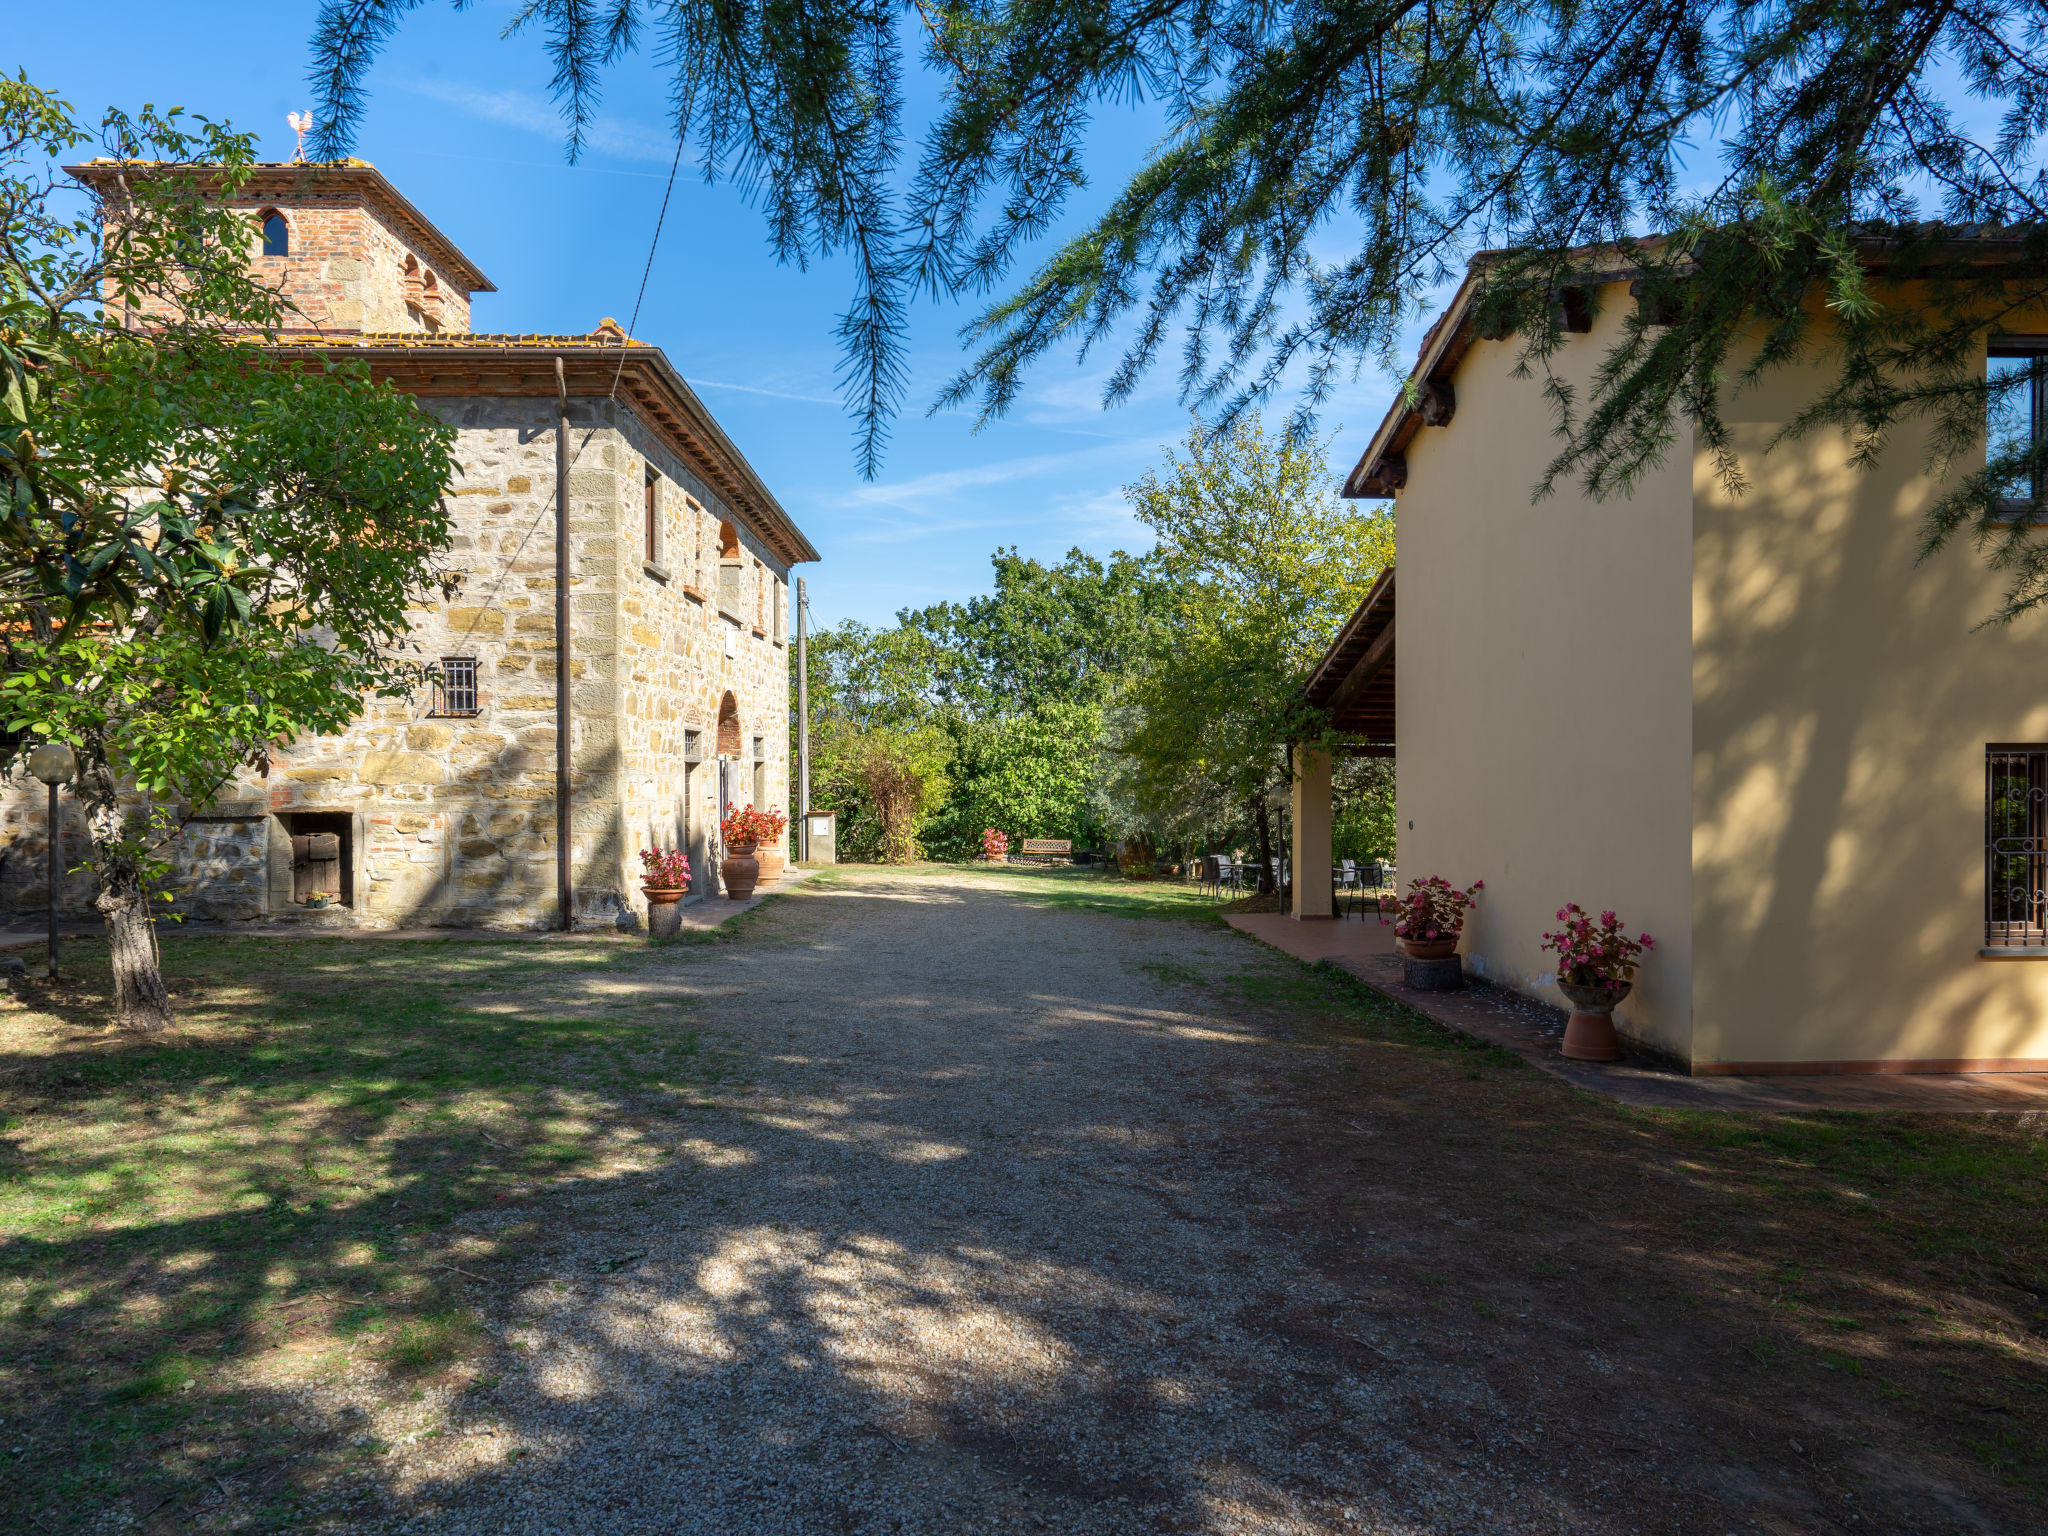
[1291,567,1395,916]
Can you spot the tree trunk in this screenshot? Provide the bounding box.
[1252,794,1276,896]
[95,881,173,1031]
[77,756,175,1032]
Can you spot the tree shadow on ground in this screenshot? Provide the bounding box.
[1,870,2044,1534]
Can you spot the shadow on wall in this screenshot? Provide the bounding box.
[1692,425,2048,1063]
[0,793,98,919]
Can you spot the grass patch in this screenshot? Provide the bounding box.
[963,863,1228,922]
[0,930,738,1532]
[381,1308,483,1374]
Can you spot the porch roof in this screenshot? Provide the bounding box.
[1304,565,1394,750]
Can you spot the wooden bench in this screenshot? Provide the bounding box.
[1018,838,1072,865]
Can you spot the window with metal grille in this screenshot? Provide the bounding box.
[437,656,479,717]
[1987,745,2048,947]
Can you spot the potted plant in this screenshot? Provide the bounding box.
[1381,876,1483,959]
[638,847,692,938]
[1540,904,1655,1062]
[981,827,1010,863]
[719,803,788,901]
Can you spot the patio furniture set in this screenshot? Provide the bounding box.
[1193,856,1395,914]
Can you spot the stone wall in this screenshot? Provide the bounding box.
[125,195,470,336]
[610,410,793,929]
[0,392,795,933]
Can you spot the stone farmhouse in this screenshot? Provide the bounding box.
[0,160,817,932]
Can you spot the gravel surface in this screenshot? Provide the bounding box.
[278,866,2027,1536]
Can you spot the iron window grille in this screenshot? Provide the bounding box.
[1986,745,2048,947]
[436,656,480,717]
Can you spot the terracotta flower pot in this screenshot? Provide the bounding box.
[642,883,687,939]
[721,839,760,901]
[1557,979,1631,1062]
[756,848,786,888]
[1397,935,1459,961]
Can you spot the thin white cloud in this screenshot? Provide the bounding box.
[841,439,1153,514]
[689,378,841,407]
[397,77,674,163]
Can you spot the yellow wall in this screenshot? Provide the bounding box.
[1395,284,1698,1060]
[1692,336,2048,1069]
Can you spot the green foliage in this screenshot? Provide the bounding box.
[909,547,1165,714]
[921,700,1104,858]
[310,0,2048,630]
[794,430,1390,865]
[0,77,456,950]
[801,547,1168,859]
[1115,414,1394,837]
[814,718,953,864]
[1332,757,1396,863]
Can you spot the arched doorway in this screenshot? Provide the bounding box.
[717,691,740,758]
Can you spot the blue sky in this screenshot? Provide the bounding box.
[11,2,1409,629]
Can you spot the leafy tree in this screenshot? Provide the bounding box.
[312,2,2048,614]
[815,719,953,864]
[1115,414,1393,890]
[920,699,1104,858]
[0,80,457,1029]
[907,547,1166,714]
[1332,757,1396,865]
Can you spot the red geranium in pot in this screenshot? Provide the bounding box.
[1380,876,1483,959]
[719,803,789,901]
[638,847,692,938]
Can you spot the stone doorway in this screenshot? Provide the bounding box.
[286,812,354,908]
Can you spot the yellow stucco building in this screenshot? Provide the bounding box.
[1329,261,2048,1075]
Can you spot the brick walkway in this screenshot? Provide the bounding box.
[1226,912,2048,1112]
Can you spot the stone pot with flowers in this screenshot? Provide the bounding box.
[638,847,693,938]
[1540,904,1655,1062]
[719,803,789,901]
[1380,876,1483,960]
[981,828,1010,863]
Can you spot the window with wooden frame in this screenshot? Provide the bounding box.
[1987,745,2048,948]
[435,656,480,717]
[644,466,661,566]
[259,210,289,257]
[1989,337,2048,517]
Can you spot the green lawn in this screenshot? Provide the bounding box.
[0,931,739,1531]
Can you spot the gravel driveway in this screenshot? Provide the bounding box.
[340,865,2031,1536]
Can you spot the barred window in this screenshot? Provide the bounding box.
[1986,745,2048,948]
[437,656,480,717]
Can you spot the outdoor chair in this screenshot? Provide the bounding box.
[1336,859,1361,917]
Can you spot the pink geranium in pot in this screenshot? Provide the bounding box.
[1381,876,1483,960]
[1540,904,1655,1062]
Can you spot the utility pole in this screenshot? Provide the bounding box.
[554,356,573,930]
[795,576,810,862]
